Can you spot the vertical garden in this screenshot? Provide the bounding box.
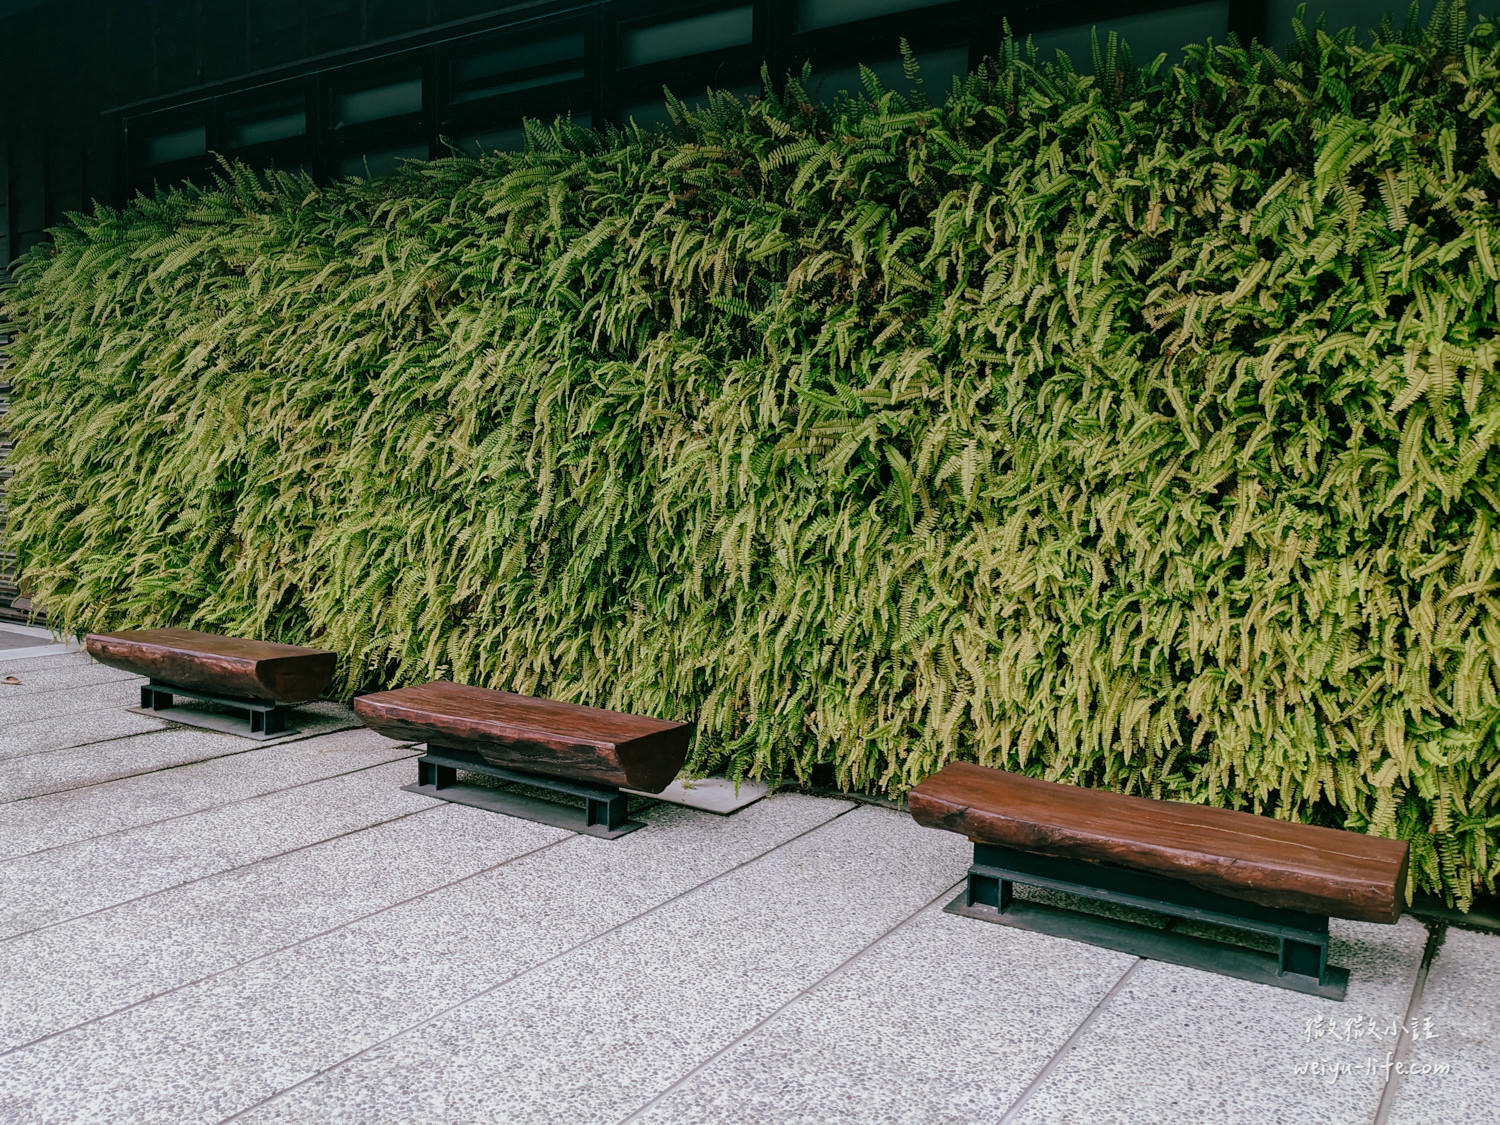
[2,6,1497,903]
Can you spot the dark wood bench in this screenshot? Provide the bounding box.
[909,762,1410,999]
[353,680,693,839]
[85,628,336,738]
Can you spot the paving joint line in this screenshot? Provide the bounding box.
[1371,921,1448,1125]
[0,673,127,690]
[0,719,177,766]
[0,695,144,724]
[0,660,105,678]
[0,747,422,864]
[997,957,1142,1123]
[1,666,134,689]
[0,802,447,945]
[0,720,312,772]
[616,875,967,1125]
[220,800,863,1123]
[0,653,91,669]
[0,720,366,804]
[0,830,581,1060]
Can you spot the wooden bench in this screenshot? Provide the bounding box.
[908,762,1410,999]
[353,680,693,839]
[85,628,336,738]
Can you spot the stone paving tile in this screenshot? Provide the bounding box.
[0,707,170,760]
[0,727,265,803]
[0,712,355,803]
[633,905,1137,1125]
[0,643,81,662]
[0,630,78,661]
[234,805,968,1125]
[1006,915,1429,1125]
[1387,926,1500,1125]
[0,727,416,861]
[0,759,433,937]
[0,649,92,671]
[0,803,567,1059]
[0,681,143,727]
[0,656,135,694]
[0,795,848,1122]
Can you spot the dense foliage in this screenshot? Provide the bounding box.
[4,5,1498,902]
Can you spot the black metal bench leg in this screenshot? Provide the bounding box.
[251,706,288,736]
[967,870,1012,912]
[418,760,458,790]
[1279,930,1331,983]
[586,791,629,832]
[141,684,174,711]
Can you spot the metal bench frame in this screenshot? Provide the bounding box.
[947,841,1349,1000]
[138,680,295,739]
[403,745,644,839]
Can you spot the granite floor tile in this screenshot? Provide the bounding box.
[0,657,137,694]
[0,803,567,1057]
[233,805,968,1125]
[0,707,170,760]
[1387,925,1500,1125]
[0,726,300,802]
[0,795,848,1122]
[1006,915,1429,1124]
[0,759,433,937]
[0,727,416,861]
[0,646,81,663]
[0,650,92,671]
[0,679,147,725]
[633,905,1138,1125]
[0,631,80,661]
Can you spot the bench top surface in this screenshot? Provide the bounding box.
[355,680,689,750]
[85,629,336,705]
[87,628,333,664]
[909,762,1409,922]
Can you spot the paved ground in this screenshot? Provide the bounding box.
[0,623,1494,1124]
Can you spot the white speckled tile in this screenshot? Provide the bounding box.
[0,794,849,1122]
[234,805,969,1125]
[0,722,345,803]
[0,727,417,861]
[634,903,1138,1125]
[1007,915,1429,1125]
[0,707,170,761]
[0,803,567,1058]
[0,680,148,726]
[0,631,81,662]
[0,656,135,693]
[0,759,433,937]
[1387,925,1500,1124]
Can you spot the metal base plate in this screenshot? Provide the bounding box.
[945,891,1350,1000]
[129,704,305,740]
[407,747,645,839]
[401,780,643,839]
[134,682,299,740]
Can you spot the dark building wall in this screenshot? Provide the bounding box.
[0,0,1443,267]
[0,0,1442,264]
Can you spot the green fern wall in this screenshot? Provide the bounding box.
[3,9,1497,904]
